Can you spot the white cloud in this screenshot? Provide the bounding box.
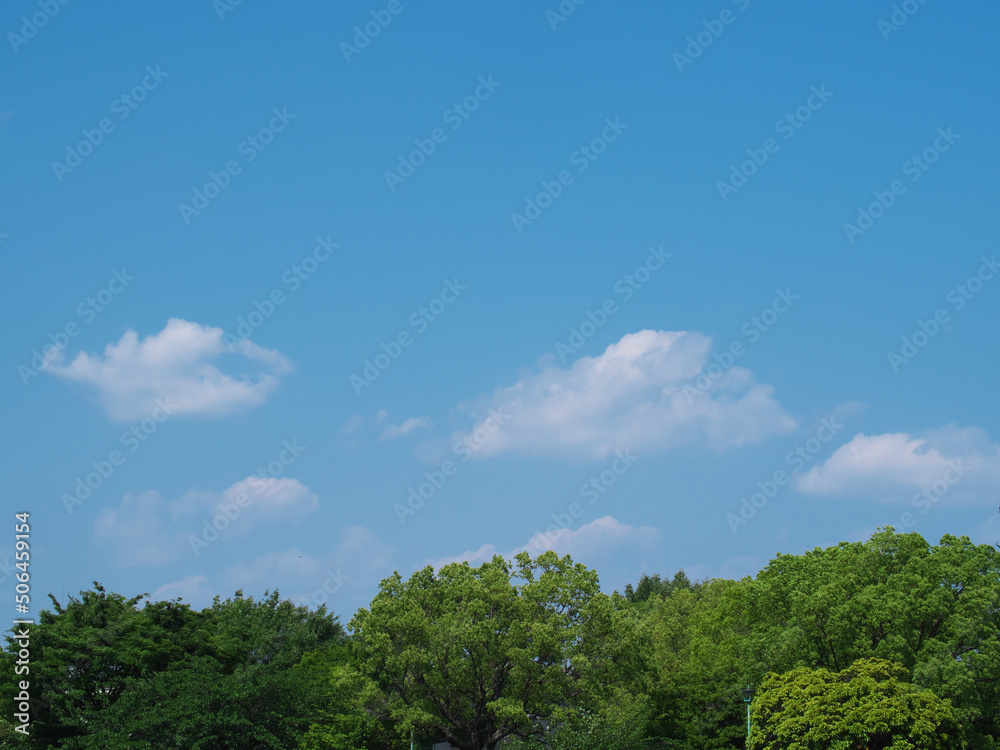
[45,318,293,422]
[797,425,1000,502]
[224,527,394,607]
[380,416,433,440]
[425,516,660,569]
[437,330,795,460]
[94,477,318,565]
[147,526,394,613]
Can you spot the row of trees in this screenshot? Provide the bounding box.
[2,528,998,749]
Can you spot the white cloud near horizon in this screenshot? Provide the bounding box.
[45,318,293,422]
[434,330,796,461]
[94,477,318,566]
[797,425,1000,502]
[150,526,394,611]
[425,515,661,570]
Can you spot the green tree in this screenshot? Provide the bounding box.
[642,578,750,750]
[349,551,640,750]
[85,589,344,749]
[296,644,394,750]
[623,571,694,605]
[0,585,344,750]
[0,583,213,748]
[748,657,965,750]
[740,530,1000,747]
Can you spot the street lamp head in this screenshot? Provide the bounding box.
[741,685,755,704]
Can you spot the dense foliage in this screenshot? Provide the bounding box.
[2,528,997,750]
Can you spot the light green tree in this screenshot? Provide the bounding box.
[349,551,641,750]
[748,657,966,750]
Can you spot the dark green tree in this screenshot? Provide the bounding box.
[623,571,694,604]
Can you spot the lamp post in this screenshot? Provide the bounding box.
[740,685,755,742]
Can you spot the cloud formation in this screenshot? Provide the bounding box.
[46,318,293,421]
[94,477,318,565]
[441,330,795,460]
[797,425,1000,502]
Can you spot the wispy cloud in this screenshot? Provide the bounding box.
[380,416,432,440]
[94,477,318,565]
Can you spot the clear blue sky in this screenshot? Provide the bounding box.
[2,1,998,621]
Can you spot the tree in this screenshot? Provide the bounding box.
[623,570,694,604]
[0,583,213,748]
[0,585,345,750]
[641,578,750,750]
[748,658,966,750]
[349,551,640,750]
[739,529,1000,747]
[296,644,394,750]
[85,589,345,749]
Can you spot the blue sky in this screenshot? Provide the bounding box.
[2,1,999,621]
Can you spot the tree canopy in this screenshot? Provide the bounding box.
[2,530,998,750]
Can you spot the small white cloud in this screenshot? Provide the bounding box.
[45,318,293,422]
[437,330,795,461]
[221,477,318,519]
[375,409,388,423]
[380,416,433,440]
[425,516,660,569]
[797,425,1000,503]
